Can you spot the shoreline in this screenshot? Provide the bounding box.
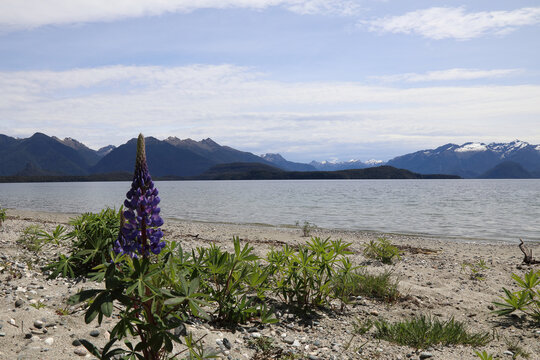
[5,208,536,246]
[0,209,539,359]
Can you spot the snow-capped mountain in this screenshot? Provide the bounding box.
[387,140,540,178]
[309,159,385,171]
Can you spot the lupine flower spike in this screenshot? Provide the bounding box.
[114,134,165,258]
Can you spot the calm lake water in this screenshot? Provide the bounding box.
[1,180,539,242]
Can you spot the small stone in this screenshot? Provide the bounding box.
[24,333,32,339]
[222,338,231,349]
[370,310,379,316]
[283,337,295,344]
[503,351,514,356]
[90,329,100,337]
[44,337,54,345]
[72,339,82,346]
[292,340,301,347]
[419,352,433,359]
[250,332,261,338]
[0,332,5,337]
[74,347,87,356]
[15,299,24,307]
[34,320,44,329]
[8,319,16,326]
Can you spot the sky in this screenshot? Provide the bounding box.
[0,0,539,162]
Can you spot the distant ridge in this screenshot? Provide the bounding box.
[191,163,460,180]
[0,133,538,180]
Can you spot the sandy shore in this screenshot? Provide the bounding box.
[0,209,539,360]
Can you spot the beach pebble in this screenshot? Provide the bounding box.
[222,337,231,349]
[34,320,44,329]
[44,337,54,345]
[250,332,261,338]
[0,332,5,337]
[283,337,295,344]
[8,319,16,326]
[74,347,87,356]
[90,329,100,337]
[72,339,82,346]
[419,352,433,359]
[503,351,514,356]
[15,299,24,307]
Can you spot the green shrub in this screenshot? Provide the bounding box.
[373,315,491,349]
[363,238,401,264]
[198,237,276,324]
[44,207,121,278]
[493,269,540,323]
[267,236,352,307]
[17,225,67,252]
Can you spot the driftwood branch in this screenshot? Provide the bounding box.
[519,239,540,264]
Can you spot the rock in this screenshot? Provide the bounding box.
[74,347,87,356]
[0,332,5,337]
[222,337,231,349]
[15,299,24,307]
[283,337,295,344]
[44,337,54,345]
[90,329,100,337]
[419,352,433,359]
[33,320,44,329]
[503,351,514,356]
[292,339,301,347]
[250,332,261,338]
[370,310,379,316]
[72,339,82,346]
[8,318,16,326]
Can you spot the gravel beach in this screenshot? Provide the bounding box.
[0,209,539,360]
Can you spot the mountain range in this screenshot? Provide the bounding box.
[0,133,539,179]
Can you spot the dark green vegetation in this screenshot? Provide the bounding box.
[191,163,461,180]
[373,315,491,349]
[493,269,540,323]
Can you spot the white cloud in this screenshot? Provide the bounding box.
[371,68,521,83]
[1,64,539,160]
[0,0,360,30]
[363,6,540,40]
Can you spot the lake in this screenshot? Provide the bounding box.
[0,179,539,242]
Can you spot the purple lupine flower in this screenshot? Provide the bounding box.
[114,134,165,258]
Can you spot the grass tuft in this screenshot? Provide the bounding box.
[373,315,491,349]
